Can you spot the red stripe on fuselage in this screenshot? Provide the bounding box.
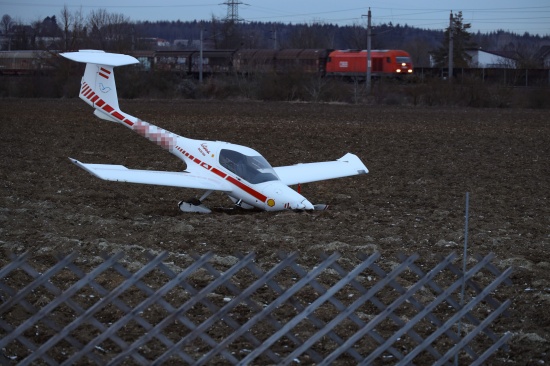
[226,176,267,202]
[111,111,124,121]
[211,168,226,178]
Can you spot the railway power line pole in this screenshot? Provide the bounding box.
[362,8,372,94]
[199,28,204,84]
[448,10,454,83]
[270,29,277,50]
[366,8,372,94]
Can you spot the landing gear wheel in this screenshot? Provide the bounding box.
[178,198,212,213]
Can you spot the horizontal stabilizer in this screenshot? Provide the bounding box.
[70,158,231,191]
[61,50,139,67]
[274,153,368,186]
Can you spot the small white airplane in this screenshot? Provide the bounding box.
[61,50,368,213]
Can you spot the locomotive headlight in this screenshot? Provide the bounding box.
[396,69,401,73]
[408,69,413,73]
[402,63,406,66]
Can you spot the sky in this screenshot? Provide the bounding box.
[1,0,549,36]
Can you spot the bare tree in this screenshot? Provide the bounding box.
[60,5,86,51]
[30,17,42,49]
[106,12,133,52]
[305,75,329,102]
[1,14,13,49]
[87,9,132,51]
[406,37,433,67]
[88,9,110,49]
[1,14,13,35]
[503,40,540,68]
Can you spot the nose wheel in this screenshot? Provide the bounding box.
[313,204,329,211]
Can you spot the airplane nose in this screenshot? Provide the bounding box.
[262,183,315,211]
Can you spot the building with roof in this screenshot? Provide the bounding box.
[465,48,517,68]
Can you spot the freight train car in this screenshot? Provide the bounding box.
[0,50,57,75]
[326,49,413,78]
[151,49,235,75]
[233,48,330,75]
[272,49,329,74]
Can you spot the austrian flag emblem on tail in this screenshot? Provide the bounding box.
[99,67,111,79]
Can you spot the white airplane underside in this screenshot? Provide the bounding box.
[61,50,369,213]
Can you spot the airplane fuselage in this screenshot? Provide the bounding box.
[130,117,313,210]
[174,138,314,211]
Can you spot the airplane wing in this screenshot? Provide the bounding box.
[70,158,232,191]
[273,153,368,186]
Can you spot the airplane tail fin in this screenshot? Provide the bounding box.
[61,50,139,123]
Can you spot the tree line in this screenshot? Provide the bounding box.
[2,8,549,67]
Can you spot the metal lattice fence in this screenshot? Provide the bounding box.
[0,250,512,365]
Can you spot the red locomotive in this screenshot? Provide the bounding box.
[326,49,413,77]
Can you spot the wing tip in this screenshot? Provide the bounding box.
[338,153,369,174]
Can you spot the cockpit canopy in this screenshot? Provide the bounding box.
[219,149,279,184]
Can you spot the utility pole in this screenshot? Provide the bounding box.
[271,29,277,50]
[361,8,372,94]
[448,10,453,83]
[366,8,372,94]
[199,28,204,84]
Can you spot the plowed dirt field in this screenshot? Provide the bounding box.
[1,99,549,364]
